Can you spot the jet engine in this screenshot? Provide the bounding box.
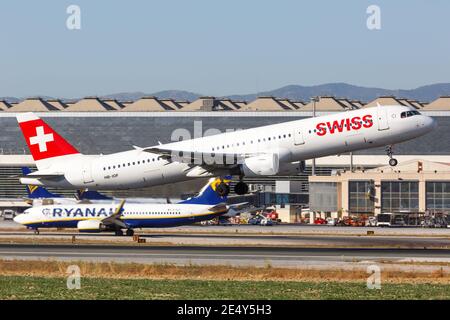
[240,154,279,177]
[77,220,105,233]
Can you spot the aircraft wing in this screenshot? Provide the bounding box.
[222,202,254,217]
[101,200,128,229]
[143,147,258,176]
[208,203,229,214]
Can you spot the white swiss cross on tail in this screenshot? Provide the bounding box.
[29,126,54,152]
[16,112,80,162]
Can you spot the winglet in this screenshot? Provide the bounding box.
[113,199,126,217]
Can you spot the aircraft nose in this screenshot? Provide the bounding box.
[13,214,25,224]
[424,116,437,131]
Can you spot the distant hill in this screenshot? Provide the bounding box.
[102,90,201,102]
[2,83,450,103]
[0,97,20,103]
[227,83,450,103]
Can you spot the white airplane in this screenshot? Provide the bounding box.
[14,176,236,236]
[16,105,436,195]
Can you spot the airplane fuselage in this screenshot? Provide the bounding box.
[15,203,225,229]
[21,105,436,189]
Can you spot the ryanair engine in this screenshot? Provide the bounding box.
[77,220,105,233]
[240,153,279,177]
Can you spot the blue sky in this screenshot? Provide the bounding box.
[0,0,449,98]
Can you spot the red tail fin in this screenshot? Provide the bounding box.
[17,113,80,161]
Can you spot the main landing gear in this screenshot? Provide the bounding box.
[33,229,40,235]
[386,145,398,167]
[234,179,249,195]
[114,229,135,236]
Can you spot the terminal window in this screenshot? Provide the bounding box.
[381,181,419,213]
[349,180,375,214]
[426,181,450,212]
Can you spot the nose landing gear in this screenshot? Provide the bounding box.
[386,145,398,167]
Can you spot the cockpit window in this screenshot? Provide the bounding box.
[401,110,420,118]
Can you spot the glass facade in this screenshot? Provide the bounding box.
[381,181,419,213]
[426,181,450,212]
[349,180,375,214]
[309,182,338,212]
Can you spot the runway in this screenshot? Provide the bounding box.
[1,230,450,248]
[0,243,449,270]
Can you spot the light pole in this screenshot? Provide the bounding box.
[310,96,319,176]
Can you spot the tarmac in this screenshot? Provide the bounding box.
[1,219,449,271]
[0,243,449,272]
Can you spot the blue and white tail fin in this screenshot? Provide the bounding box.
[21,167,61,199]
[76,190,112,201]
[179,176,231,205]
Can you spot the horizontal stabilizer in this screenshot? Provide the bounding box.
[16,173,65,180]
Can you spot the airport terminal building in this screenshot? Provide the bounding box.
[308,160,450,225]
[1,95,450,223]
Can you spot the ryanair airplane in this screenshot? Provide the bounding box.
[14,176,235,236]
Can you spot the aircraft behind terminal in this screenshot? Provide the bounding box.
[14,176,237,236]
[16,105,436,194]
[22,167,111,205]
[22,167,179,205]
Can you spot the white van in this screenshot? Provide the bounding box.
[3,210,16,221]
[376,213,393,227]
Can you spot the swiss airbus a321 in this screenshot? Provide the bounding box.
[16,105,436,195]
